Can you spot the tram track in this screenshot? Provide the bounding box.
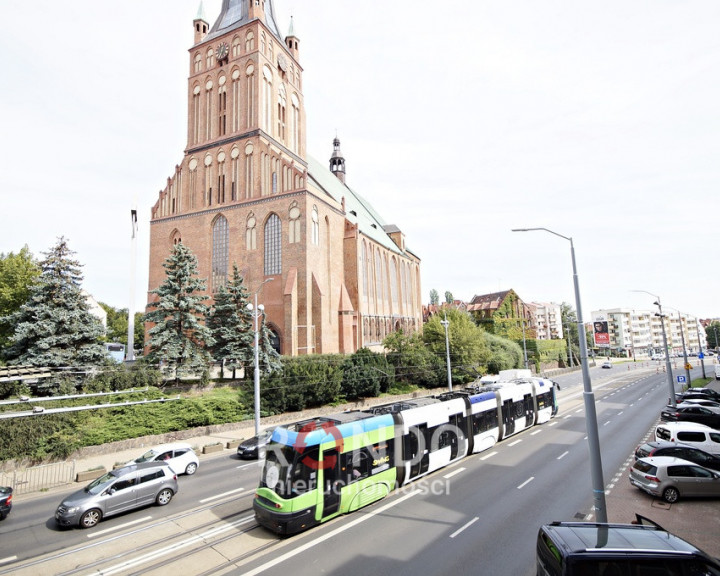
[1,492,264,576]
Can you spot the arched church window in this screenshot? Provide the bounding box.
[291,93,300,153]
[206,47,214,69]
[246,65,255,126]
[277,83,286,141]
[262,65,273,133]
[288,202,301,243]
[390,257,398,307]
[193,52,202,73]
[212,215,229,291]
[246,214,257,250]
[264,213,282,275]
[232,36,241,58]
[311,206,319,245]
[246,31,255,52]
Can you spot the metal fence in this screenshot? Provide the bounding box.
[0,461,76,494]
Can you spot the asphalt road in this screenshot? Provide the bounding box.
[0,362,715,575]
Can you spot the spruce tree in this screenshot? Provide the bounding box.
[2,237,107,368]
[143,243,214,379]
[207,264,254,378]
[258,314,282,375]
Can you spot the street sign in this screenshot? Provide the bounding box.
[677,375,687,384]
[685,363,692,371]
[698,352,704,359]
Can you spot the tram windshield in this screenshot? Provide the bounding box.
[261,442,318,497]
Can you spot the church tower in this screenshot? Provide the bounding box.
[148,1,423,358]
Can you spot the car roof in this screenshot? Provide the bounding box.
[640,456,707,467]
[541,522,704,555]
[657,421,716,431]
[146,442,193,452]
[113,461,172,475]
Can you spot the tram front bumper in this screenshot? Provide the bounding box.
[253,498,318,536]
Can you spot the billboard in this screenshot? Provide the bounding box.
[593,318,610,347]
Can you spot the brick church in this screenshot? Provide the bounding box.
[147,0,422,355]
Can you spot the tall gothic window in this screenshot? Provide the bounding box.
[218,80,227,136]
[311,206,319,245]
[205,80,213,140]
[390,258,398,307]
[245,144,254,198]
[212,215,229,291]
[262,66,273,133]
[193,52,202,73]
[361,241,368,304]
[232,36,241,57]
[289,203,301,243]
[246,65,255,126]
[245,31,255,52]
[246,214,257,250]
[232,69,241,132]
[206,48,214,69]
[192,86,201,144]
[277,84,286,141]
[291,93,300,152]
[264,214,282,275]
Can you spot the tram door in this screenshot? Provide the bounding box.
[322,448,341,518]
[502,399,516,437]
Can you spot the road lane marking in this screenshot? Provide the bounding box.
[87,517,152,539]
[443,467,465,479]
[557,451,569,460]
[479,451,498,461]
[508,439,522,447]
[0,556,17,564]
[241,490,422,576]
[199,487,245,503]
[517,477,534,489]
[450,517,479,538]
[530,429,542,435]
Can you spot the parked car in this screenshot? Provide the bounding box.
[660,404,720,428]
[634,441,720,472]
[681,398,720,409]
[237,429,274,459]
[127,442,199,476]
[600,361,612,369]
[536,515,720,575]
[0,486,12,520]
[680,388,720,401]
[629,456,720,503]
[655,422,720,455]
[55,461,178,528]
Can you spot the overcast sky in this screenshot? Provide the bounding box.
[2,1,719,321]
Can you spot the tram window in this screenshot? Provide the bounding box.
[537,391,551,410]
[472,410,498,435]
[287,446,318,495]
[341,451,371,483]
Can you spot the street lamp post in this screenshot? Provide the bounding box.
[675,311,691,388]
[521,319,529,370]
[512,227,607,522]
[248,278,274,437]
[633,291,677,407]
[696,320,707,379]
[440,313,452,391]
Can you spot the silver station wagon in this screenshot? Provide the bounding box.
[55,461,178,528]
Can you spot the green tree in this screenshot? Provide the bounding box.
[560,302,580,364]
[143,243,214,379]
[207,264,254,378]
[444,291,454,304]
[2,237,107,368]
[705,321,720,350]
[484,332,524,374]
[0,245,41,351]
[423,309,488,385]
[257,313,282,375]
[383,329,443,388]
[341,347,394,399]
[100,303,144,349]
[429,289,439,306]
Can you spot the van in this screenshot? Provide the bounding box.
[714,365,720,380]
[537,516,720,575]
[655,421,720,455]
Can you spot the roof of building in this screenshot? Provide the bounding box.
[306,155,417,259]
[204,0,283,44]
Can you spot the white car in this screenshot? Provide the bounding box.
[128,443,199,476]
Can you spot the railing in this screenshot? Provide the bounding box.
[0,461,76,494]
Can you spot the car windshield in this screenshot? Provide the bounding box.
[85,471,119,494]
[134,449,159,463]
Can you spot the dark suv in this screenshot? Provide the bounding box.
[537,516,720,575]
[635,441,720,471]
[0,486,12,520]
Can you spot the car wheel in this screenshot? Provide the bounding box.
[80,509,102,528]
[0,512,6,521]
[662,486,680,503]
[156,488,174,506]
[185,462,198,475]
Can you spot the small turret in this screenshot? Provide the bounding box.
[330,136,346,184]
[193,2,209,44]
[285,16,300,61]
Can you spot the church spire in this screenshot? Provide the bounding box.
[330,136,346,184]
[285,15,300,60]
